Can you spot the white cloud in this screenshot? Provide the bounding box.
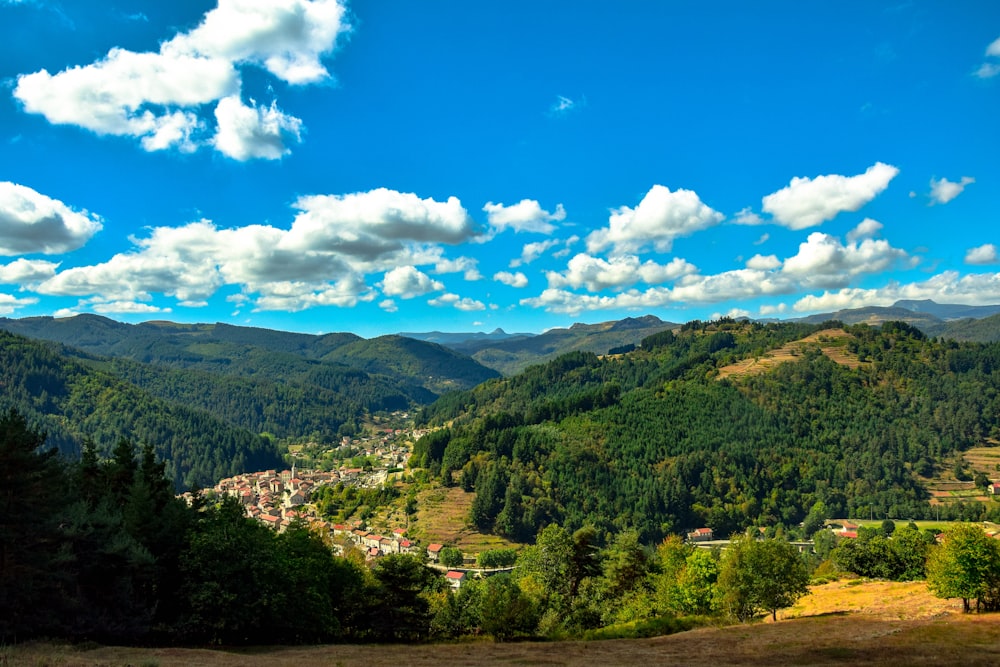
[379,266,443,299]
[759,303,787,316]
[587,185,724,255]
[966,244,998,265]
[746,254,780,270]
[975,37,1000,78]
[483,200,566,234]
[754,233,770,246]
[434,256,482,280]
[30,186,481,313]
[929,176,974,204]
[547,253,697,291]
[846,218,883,243]
[512,239,560,267]
[713,308,750,320]
[428,293,485,311]
[0,293,38,315]
[550,95,576,116]
[791,271,1000,314]
[761,162,899,229]
[493,271,528,288]
[13,0,349,157]
[212,96,302,160]
[781,232,908,288]
[0,258,60,283]
[0,182,102,255]
[92,301,171,314]
[379,299,398,313]
[975,63,1000,79]
[733,207,764,225]
[287,189,480,264]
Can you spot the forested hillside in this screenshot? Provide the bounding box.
[0,330,282,487]
[414,319,1000,542]
[0,314,499,395]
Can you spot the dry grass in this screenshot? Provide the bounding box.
[717,328,862,380]
[7,581,1000,667]
[409,486,515,553]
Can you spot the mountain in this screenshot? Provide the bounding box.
[414,319,1000,542]
[431,314,678,376]
[792,300,1000,341]
[893,299,1000,320]
[0,315,499,396]
[0,315,500,480]
[399,328,535,347]
[0,329,283,488]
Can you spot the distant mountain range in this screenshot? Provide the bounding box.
[795,299,1000,340]
[404,315,679,376]
[0,314,501,487]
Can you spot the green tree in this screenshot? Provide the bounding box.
[718,536,810,622]
[926,524,1000,612]
[438,546,464,568]
[476,574,539,641]
[0,409,72,640]
[368,554,438,641]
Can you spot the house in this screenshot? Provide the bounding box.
[687,527,714,543]
[427,543,444,561]
[444,570,467,589]
[989,482,1000,495]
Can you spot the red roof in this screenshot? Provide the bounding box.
[428,543,444,552]
[445,570,465,580]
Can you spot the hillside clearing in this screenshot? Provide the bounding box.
[716,328,863,380]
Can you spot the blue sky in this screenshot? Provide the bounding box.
[1,0,998,337]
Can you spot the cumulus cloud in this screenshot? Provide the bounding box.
[212,96,302,160]
[759,303,787,316]
[287,189,480,264]
[0,293,38,315]
[846,218,883,243]
[0,182,103,255]
[587,185,724,255]
[975,37,1000,78]
[33,187,476,312]
[13,0,349,158]
[493,271,528,288]
[521,230,908,315]
[547,253,697,291]
[434,256,482,280]
[483,200,566,234]
[781,232,908,289]
[966,243,998,265]
[511,239,560,267]
[792,271,1000,314]
[379,299,398,313]
[428,293,485,311]
[379,266,443,298]
[746,254,780,270]
[929,176,974,204]
[733,207,764,225]
[761,162,899,229]
[0,258,60,283]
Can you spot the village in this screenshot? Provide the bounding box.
[184,420,487,587]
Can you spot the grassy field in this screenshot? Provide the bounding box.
[408,485,517,553]
[717,328,862,380]
[6,580,1000,667]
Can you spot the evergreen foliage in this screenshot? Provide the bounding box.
[416,320,1000,541]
